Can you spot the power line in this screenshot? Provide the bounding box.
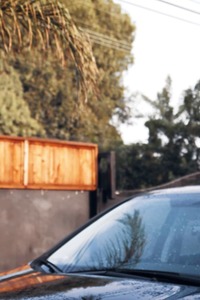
[115,0,200,27]
[66,0,200,53]
[73,18,134,43]
[66,2,134,53]
[66,1,135,43]
[61,28,132,55]
[153,0,200,15]
[68,0,200,53]
[82,28,132,50]
[66,0,200,29]
[79,27,132,53]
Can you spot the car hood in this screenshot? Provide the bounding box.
[0,264,200,299]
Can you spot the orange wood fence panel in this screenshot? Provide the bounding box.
[0,136,24,188]
[0,136,98,190]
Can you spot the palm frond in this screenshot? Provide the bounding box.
[0,0,98,99]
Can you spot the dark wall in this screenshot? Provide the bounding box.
[0,189,90,272]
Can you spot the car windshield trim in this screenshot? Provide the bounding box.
[113,268,200,284]
[73,268,200,285]
[32,258,63,274]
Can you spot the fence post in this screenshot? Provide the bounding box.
[98,151,116,203]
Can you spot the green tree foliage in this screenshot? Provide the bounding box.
[116,78,180,190]
[66,0,134,123]
[6,0,134,148]
[116,77,200,190]
[144,77,200,182]
[0,60,44,136]
[179,81,200,170]
[115,143,162,189]
[144,76,185,182]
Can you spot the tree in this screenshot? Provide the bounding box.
[178,81,200,171]
[115,77,200,191]
[9,0,135,148]
[144,76,185,182]
[142,77,200,184]
[0,0,98,98]
[0,61,44,136]
[115,143,163,189]
[91,210,146,269]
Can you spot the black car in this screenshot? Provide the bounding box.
[1,186,200,299]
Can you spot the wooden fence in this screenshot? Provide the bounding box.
[0,136,98,190]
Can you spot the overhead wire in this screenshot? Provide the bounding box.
[66,0,200,53]
[71,18,134,42]
[65,1,133,53]
[115,0,200,27]
[152,0,200,15]
[65,0,200,29]
[79,27,132,52]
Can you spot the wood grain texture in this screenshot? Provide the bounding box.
[0,139,24,187]
[0,136,98,190]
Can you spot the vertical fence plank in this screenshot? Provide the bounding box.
[0,137,24,187]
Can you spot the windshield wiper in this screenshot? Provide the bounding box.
[31,258,63,274]
[106,269,200,285]
[77,268,200,285]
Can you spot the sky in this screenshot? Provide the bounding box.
[113,0,200,144]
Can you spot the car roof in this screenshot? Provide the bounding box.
[147,185,200,196]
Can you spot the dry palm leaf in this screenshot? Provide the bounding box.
[0,0,98,100]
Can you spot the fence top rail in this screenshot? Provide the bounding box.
[0,135,98,149]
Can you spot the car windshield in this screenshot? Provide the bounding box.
[48,191,200,278]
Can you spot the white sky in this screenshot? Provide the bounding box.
[113,0,200,144]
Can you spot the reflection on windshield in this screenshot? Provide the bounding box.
[48,193,200,278]
[49,196,168,272]
[90,210,146,270]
